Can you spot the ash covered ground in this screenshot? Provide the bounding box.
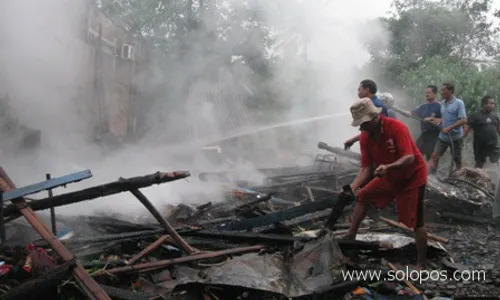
[2,144,500,299]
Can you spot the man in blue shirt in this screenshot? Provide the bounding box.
[357,80,389,117]
[427,83,467,173]
[344,79,390,149]
[399,85,442,160]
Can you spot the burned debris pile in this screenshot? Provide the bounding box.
[0,142,500,299]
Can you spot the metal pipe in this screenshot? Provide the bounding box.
[317,141,361,160]
[392,106,455,177]
[0,167,110,300]
[46,173,57,235]
[121,177,196,255]
[96,245,264,276]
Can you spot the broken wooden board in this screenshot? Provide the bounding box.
[222,196,339,231]
[2,170,92,202]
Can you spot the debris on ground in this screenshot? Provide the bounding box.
[0,141,499,299]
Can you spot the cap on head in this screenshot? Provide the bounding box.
[350,98,382,127]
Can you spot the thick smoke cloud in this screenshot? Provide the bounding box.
[0,0,390,218]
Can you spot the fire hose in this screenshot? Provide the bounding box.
[392,106,495,201]
[319,106,496,232]
[318,106,494,220]
[392,106,455,178]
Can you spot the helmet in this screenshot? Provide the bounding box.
[378,92,395,108]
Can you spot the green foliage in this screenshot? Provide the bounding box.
[97,0,276,63]
[96,0,285,116]
[399,56,500,113]
[398,56,500,163]
[369,0,500,121]
[390,0,496,59]
[369,0,500,83]
[96,0,500,125]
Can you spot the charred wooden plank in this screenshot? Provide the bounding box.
[122,180,196,255]
[95,245,265,276]
[3,171,190,217]
[99,284,149,300]
[223,196,339,231]
[234,192,275,213]
[2,170,92,202]
[179,230,303,245]
[35,229,165,247]
[0,167,110,300]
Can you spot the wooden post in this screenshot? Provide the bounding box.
[0,168,110,300]
[46,173,57,235]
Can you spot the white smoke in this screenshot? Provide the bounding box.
[0,0,390,219]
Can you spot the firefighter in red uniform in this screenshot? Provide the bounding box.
[343,98,429,267]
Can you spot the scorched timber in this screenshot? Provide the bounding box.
[178,230,304,245]
[3,171,190,217]
[0,167,111,300]
[95,245,265,276]
[1,170,92,202]
[121,177,196,255]
[223,196,340,231]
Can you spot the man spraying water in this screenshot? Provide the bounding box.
[344,79,393,150]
